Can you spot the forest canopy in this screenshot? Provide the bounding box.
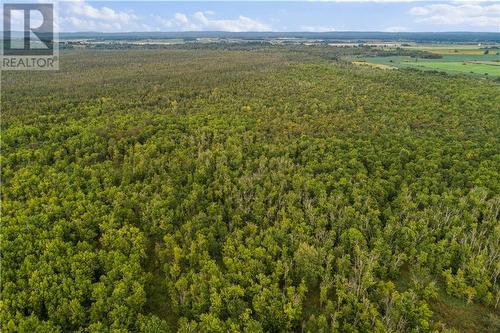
[1,47,499,332]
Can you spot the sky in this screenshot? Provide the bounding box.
[4,1,500,33]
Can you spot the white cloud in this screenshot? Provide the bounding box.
[174,13,189,25]
[384,26,408,32]
[66,0,137,24]
[408,7,431,16]
[61,0,140,32]
[409,3,500,27]
[156,11,271,32]
[301,26,337,32]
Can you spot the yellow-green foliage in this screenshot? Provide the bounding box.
[2,48,499,332]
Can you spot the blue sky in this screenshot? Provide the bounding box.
[7,1,500,32]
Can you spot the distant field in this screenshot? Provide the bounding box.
[412,61,500,76]
[405,44,499,55]
[353,50,500,77]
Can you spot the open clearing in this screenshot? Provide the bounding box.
[405,44,499,55]
[349,43,500,77]
[412,61,500,76]
[354,53,500,77]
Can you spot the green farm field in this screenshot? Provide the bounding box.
[412,61,500,76]
[353,53,500,77]
[350,43,500,77]
[405,44,500,55]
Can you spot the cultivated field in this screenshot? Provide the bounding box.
[352,44,500,77]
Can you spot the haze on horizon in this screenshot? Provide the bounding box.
[3,1,500,33]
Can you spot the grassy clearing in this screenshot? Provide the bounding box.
[356,44,500,76]
[469,60,500,66]
[356,54,500,77]
[428,54,500,62]
[405,44,499,55]
[429,290,500,333]
[411,61,500,76]
[395,267,500,333]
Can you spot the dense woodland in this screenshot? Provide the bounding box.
[64,42,439,61]
[2,47,499,332]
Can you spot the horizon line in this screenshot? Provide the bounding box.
[50,31,500,34]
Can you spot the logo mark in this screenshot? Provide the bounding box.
[2,3,58,70]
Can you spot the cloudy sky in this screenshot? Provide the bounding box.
[5,1,500,33]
